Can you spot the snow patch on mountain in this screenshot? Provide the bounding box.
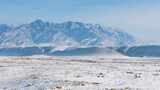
[0,19,136,48]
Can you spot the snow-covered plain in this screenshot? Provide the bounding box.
[0,56,160,90]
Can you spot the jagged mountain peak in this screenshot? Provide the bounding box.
[0,20,136,48]
[31,19,44,24]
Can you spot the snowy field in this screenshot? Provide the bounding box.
[0,56,160,90]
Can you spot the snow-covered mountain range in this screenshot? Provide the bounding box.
[1,20,160,57]
[0,19,136,48]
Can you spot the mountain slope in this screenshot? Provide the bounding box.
[49,47,119,56]
[0,19,136,48]
[0,47,119,56]
[117,45,160,57]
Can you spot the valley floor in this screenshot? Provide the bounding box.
[0,56,160,90]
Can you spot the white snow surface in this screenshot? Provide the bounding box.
[0,56,160,90]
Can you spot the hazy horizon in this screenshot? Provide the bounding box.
[0,0,160,44]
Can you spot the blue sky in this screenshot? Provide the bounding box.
[0,0,160,44]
